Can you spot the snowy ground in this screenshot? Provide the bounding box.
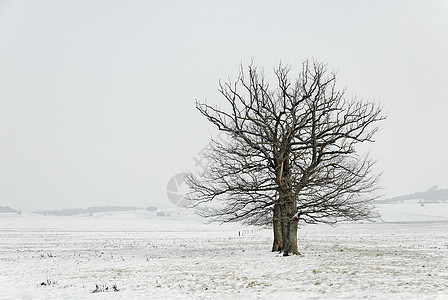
[1,208,448,299]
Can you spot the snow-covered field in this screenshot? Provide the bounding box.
[1,207,448,299]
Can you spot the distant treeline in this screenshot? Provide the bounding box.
[34,206,146,216]
[375,186,448,204]
[0,206,18,213]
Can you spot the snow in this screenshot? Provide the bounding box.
[1,208,448,299]
[376,202,448,223]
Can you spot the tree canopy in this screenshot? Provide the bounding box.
[186,60,385,255]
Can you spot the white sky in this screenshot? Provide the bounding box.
[1,0,447,211]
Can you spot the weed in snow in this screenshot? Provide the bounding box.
[38,278,57,287]
[92,283,119,293]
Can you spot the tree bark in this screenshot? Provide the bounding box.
[282,201,300,256]
[285,217,300,255]
[281,214,289,254]
[272,203,283,252]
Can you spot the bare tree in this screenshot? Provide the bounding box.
[186,60,385,255]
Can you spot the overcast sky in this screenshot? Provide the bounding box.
[1,1,447,211]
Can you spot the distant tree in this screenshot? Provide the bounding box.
[186,60,385,255]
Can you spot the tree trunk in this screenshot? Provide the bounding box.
[284,217,300,256]
[282,201,300,256]
[275,157,300,255]
[272,203,283,252]
[281,214,289,254]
